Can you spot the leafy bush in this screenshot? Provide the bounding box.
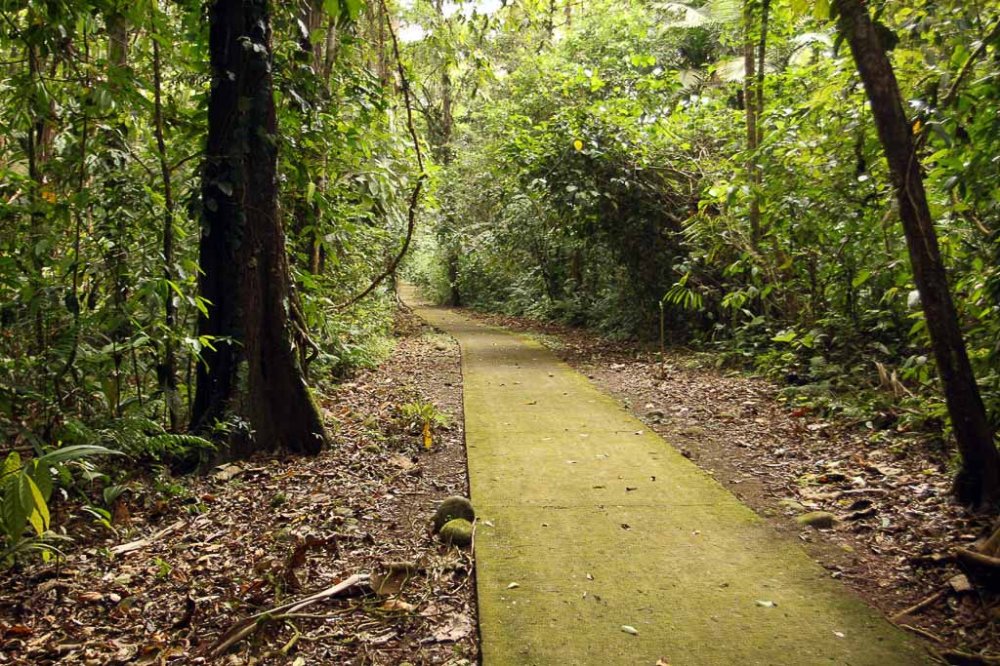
[1,445,122,565]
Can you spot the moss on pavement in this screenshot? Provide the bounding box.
[404,286,930,666]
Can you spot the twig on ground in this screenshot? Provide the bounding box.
[207,573,370,658]
[109,519,185,556]
[890,588,946,623]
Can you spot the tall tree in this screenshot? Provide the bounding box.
[192,0,329,455]
[742,0,760,244]
[834,0,1000,508]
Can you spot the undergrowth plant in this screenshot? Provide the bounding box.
[0,445,122,565]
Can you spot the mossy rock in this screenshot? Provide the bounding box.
[439,518,474,547]
[796,511,837,530]
[433,496,475,533]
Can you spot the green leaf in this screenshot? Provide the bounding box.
[772,330,798,344]
[37,445,126,466]
[851,269,872,289]
[26,460,53,503]
[22,474,49,536]
[343,0,363,20]
[1,452,21,487]
[2,477,29,541]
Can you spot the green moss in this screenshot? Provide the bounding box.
[433,496,475,532]
[796,511,838,529]
[439,518,474,547]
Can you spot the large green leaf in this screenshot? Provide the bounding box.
[21,474,48,537]
[36,445,126,466]
[1,477,29,541]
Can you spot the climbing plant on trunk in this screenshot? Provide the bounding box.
[833,0,1000,509]
[192,0,328,455]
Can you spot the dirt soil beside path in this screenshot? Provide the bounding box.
[0,308,476,665]
[469,310,999,663]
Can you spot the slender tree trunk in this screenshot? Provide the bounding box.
[103,11,131,413]
[151,19,180,431]
[743,1,760,244]
[26,42,46,354]
[754,0,769,147]
[293,0,327,275]
[192,0,328,455]
[835,0,1000,508]
[323,19,339,85]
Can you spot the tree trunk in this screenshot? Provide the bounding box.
[754,0,769,147]
[743,1,760,244]
[835,0,1000,508]
[151,20,180,431]
[192,0,328,455]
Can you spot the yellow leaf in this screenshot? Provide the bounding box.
[573,139,584,151]
[41,189,57,204]
[422,421,432,449]
[912,119,922,135]
[24,475,49,536]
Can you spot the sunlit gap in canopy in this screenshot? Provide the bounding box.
[397,0,504,43]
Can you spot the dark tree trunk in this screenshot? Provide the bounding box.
[152,24,180,431]
[835,0,1000,508]
[192,0,328,455]
[743,1,760,244]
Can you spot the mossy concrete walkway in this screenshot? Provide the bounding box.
[404,288,929,665]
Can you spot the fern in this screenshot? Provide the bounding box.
[60,417,215,461]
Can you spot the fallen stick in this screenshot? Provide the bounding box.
[109,519,185,556]
[207,574,369,658]
[897,623,943,644]
[938,649,1000,666]
[956,548,1000,570]
[889,588,945,623]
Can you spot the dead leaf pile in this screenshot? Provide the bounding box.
[0,310,476,665]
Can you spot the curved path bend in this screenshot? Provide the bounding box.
[404,287,929,666]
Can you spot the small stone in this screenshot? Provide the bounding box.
[439,518,474,547]
[433,496,475,533]
[778,498,805,513]
[948,573,973,594]
[797,511,837,530]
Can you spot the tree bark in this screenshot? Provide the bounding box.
[743,0,760,244]
[754,0,769,147]
[835,0,1000,508]
[151,20,180,431]
[192,0,328,455]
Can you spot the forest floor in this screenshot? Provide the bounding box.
[0,309,478,665]
[469,310,1000,663]
[1,300,997,665]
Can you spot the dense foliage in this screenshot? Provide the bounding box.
[1,0,998,558]
[0,0,412,559]
[410,0,1000,441]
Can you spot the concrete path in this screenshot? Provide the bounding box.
[404,288,930,666]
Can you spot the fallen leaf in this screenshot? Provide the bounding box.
[432,614,473,642]
[380,599,417,613]
[948,574,973,594]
